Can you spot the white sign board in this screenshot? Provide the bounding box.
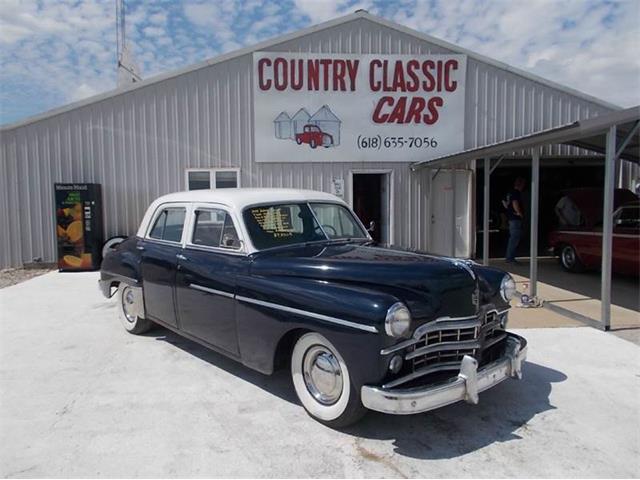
[253,52,466,163]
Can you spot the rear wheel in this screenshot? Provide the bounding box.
[118,285,153,334]
[559,244,585,272]
[291,332,366,428]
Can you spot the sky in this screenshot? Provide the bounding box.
[0,0,638,126]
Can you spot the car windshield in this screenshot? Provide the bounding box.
[243,202,368,250]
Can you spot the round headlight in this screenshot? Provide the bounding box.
[385,302,411,338]
[500,274,517,302]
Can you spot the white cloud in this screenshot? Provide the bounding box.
[71,83,99,102]
[385,0,640,107]
[1,0,638,126]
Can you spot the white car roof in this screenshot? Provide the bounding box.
[147,188,342,210]
[136,188,347,239]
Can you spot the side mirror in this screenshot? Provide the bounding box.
[367,220,376,232]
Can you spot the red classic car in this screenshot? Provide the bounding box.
[295,124,333,149]
[548,188,639,275]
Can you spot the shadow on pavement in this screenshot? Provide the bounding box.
[147,326,566,459]
[146,327,298,404]
[343,361,566,459]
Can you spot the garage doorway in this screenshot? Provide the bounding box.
[350,171,392,244]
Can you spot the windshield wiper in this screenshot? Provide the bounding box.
[324,238,370,245]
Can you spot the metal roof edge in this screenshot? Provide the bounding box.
[410,105,640,170]
[1,10,620,132]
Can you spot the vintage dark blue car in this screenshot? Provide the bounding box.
[99,188,526,427]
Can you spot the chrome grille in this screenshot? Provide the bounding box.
[382,308,509,389]
[407,325,478,371]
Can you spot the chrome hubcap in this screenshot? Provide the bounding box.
[122,287,137,323]
[303,346,343,405]
[562,246,575,267]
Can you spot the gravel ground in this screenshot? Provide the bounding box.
[0,267,55,289]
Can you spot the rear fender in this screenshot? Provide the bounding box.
[99,236,143,297]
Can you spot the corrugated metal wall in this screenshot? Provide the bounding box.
[0,17,613,268]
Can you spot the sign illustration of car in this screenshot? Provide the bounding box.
[295,124,334,148]
[99,188,526,427]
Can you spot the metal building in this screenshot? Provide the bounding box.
[0,11,619,269]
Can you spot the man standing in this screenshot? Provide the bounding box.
[503,177,526,263]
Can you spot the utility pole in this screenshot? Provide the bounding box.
[116,0,142,86]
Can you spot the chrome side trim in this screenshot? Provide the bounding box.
[235,295,378,333]
[189,283,235,299]
[404,339,481,360]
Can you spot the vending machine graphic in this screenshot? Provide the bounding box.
[54,183,104,271]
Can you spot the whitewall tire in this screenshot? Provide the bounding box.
[291,332,365,427]
[118,285,153,335]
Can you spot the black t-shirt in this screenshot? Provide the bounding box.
[506,189,523,221]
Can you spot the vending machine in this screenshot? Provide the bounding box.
[54,183,104,271]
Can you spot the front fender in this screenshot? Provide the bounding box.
[234,275,399,385]
[472,264,512,309]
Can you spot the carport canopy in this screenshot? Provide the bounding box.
[411,105,640,330]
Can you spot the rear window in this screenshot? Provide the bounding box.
[149,208,186,242]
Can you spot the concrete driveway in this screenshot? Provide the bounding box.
[1,272,639,478]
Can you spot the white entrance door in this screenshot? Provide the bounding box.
[430,169,473,257]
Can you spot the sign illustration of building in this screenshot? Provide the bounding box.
[273,105,342,149]
[310,105,341,146]
[273,111,292,139]
[291,108,311,136]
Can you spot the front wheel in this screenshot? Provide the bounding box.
[559,244,585,272]
[291,332,366,427]
[118,285,153,334]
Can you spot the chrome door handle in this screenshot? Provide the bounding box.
[176,253,188,261]
[136,245,145,251]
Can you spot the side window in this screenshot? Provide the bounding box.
[221,214,241,249]
[148,208,186,243]
[149,210,167,239]
[192,209,241,250]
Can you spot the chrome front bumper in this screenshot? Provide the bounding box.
[361,333,527,415]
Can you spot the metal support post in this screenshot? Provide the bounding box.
[451,167,456,257]
[529,148,540,299]
[483,158,490,265]
[601,125,616,331]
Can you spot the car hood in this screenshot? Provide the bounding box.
[249,243,479,319]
